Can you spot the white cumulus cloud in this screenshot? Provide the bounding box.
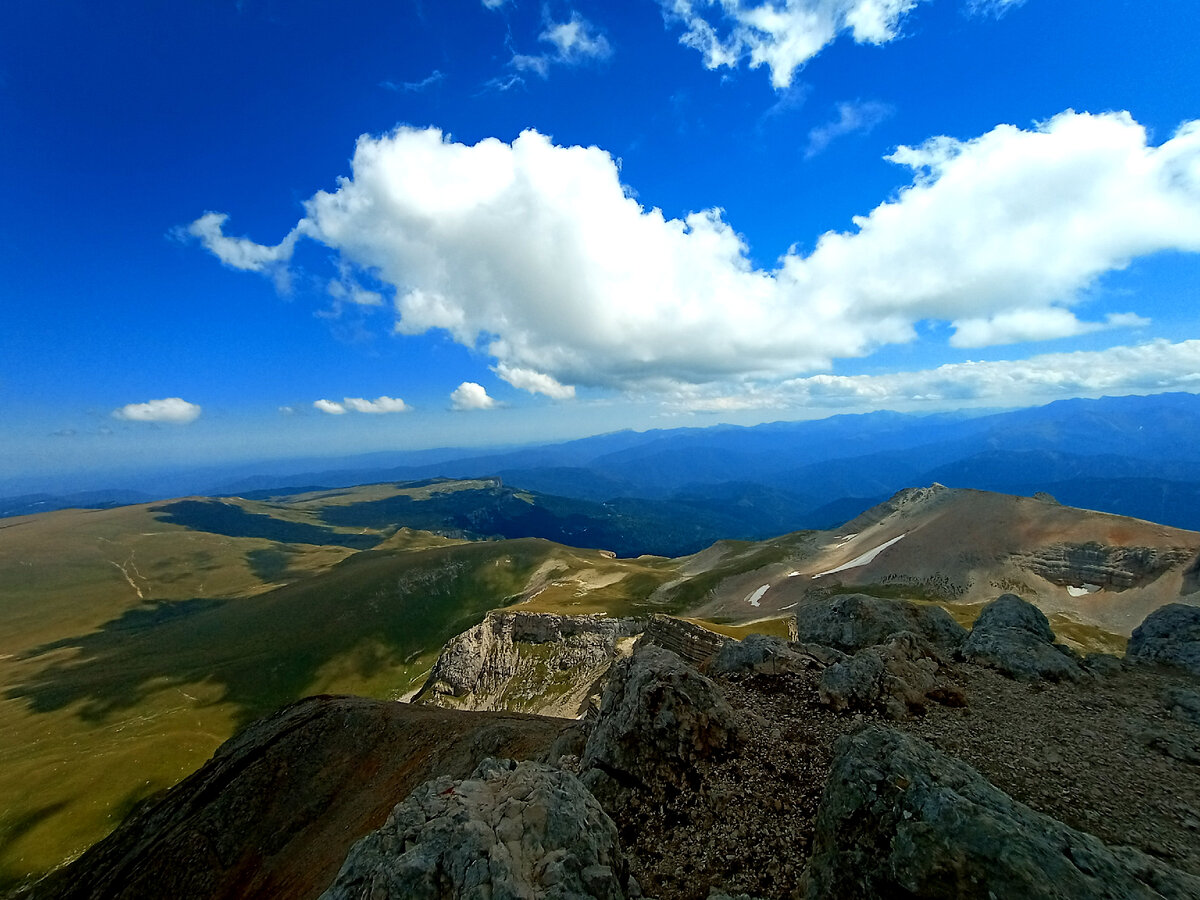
[663,0,921,88]
[313,399,347,414]
[343,395,410,413]
[451,382,497,410]
[191,112,1200,401]
[113,397,202,424]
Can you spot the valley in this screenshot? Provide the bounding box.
[2,473,1199,891]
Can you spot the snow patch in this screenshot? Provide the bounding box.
[1066,583,1101,597]
[811,534,908,579]
[745,584,770,607]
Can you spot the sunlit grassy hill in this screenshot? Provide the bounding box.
[3,476,1198,891]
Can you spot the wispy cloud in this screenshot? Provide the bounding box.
[965,0,1026,18]
[804,99,894,157]
[510,11,612,79]
[662,0,921,89]
[668,339,1200,413]
[380,70,445,93]
[113,397,202,424]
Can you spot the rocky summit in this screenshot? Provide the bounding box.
[11,594,1200,900]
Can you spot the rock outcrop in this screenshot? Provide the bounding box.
[818,631,965,719]
[320,758,633,900]
[15,696,570,900]
[961,593,1084,682]
[792,593,967,655]
[710,633,847,676]
[581,644,741,807]
[804,725,1200,899]
[638,614,728,667]
[1127,603,1200,674]
[1018,543,1192,591]
[414,612,642,717]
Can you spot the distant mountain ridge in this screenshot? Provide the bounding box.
[9,393,1200,534]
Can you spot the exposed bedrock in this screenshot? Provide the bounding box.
[414,612,643,716]
[637,614,728,667]
[581,644,741,808]
[792,593,967,655]
[1018,542,1193,591]
[804,725,1200,900]
[319,758,634,900]
[818,631,966,719]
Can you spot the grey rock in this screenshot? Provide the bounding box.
[1127,603,1200,675]
[973,593,1055,642]
[961,594,1084,682]
[1134,726,1200,766]
[1084,652,1126,676]
[792,593,967,655]
[710,634,847,676]
[414,612,642,716]
[638,614,728,667]
[818,631,965,719]
[1163,687,1200,726]
[320,758,631,900]
[581,644,741,806]
[804,725,1200,899]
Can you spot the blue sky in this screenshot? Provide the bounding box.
[3,0,1200,492]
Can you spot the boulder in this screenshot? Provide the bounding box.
[804,725,1200,899]
[1127,603,1200,675]
[818,631,965,719]
[709,634,847,676]
[1163,687,1200,727]
[961,594,1084,682]
[581,644,741,806]
[792,593,967,655]
[320,758,632,900]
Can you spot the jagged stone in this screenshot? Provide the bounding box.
[1127,603,1200,675]
[1163,687,1200,726]
[581,644,741,807]
[804,725,1200,899]
[961,593,1084,682]
[414,612,642,716]
[638,614,728,667]
[320,758,632,900]
[709,634,847,676]
[818,631,965,719]
[792,593,967,655]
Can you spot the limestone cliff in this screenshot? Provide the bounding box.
[412,612,643,717]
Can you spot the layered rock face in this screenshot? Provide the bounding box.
[1018,542,1193,591]
[320,758,633,900]
[414,612,642,717]
[805,726,1200,899]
